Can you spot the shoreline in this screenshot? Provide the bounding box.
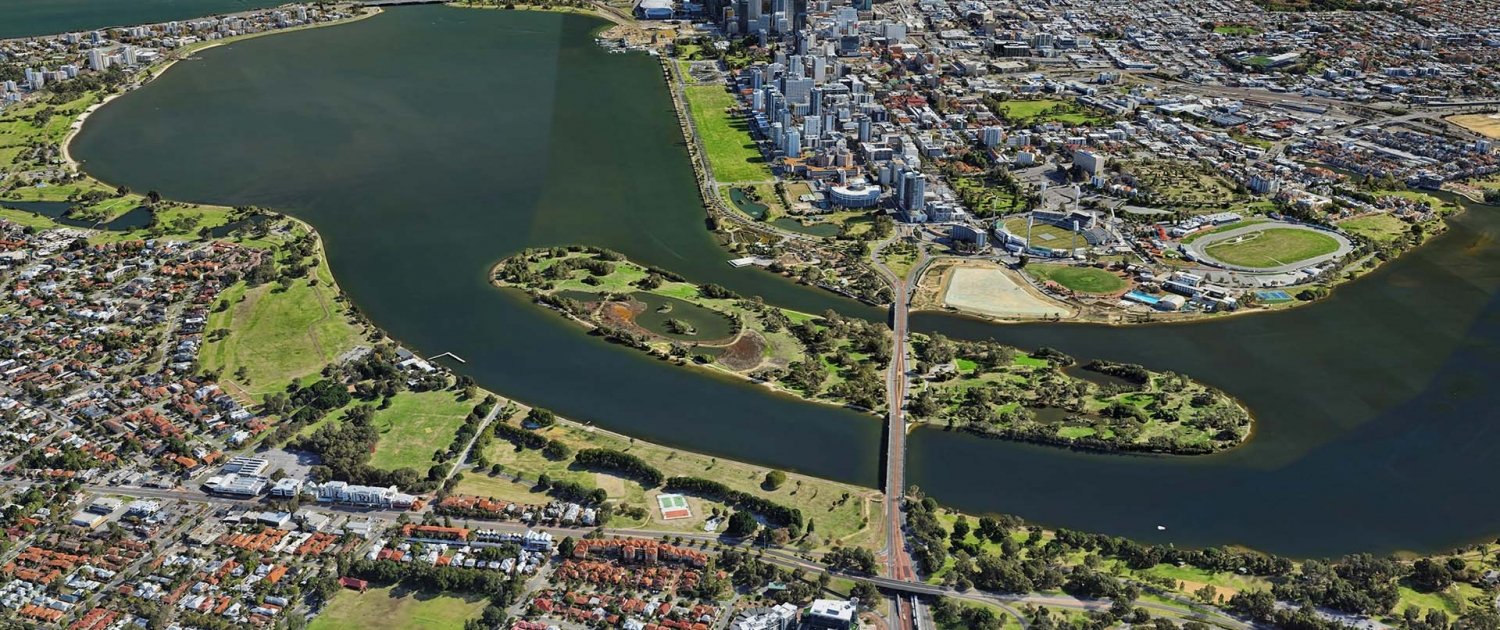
[492,249,1253,456]
[59,5,384,172]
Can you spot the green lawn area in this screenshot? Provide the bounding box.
[683,85,772,183]
[452,472,555,505]
[1338,213,1410,244]
[952,176,1025,217]
[309,586,487,630]
[1469,173,1500,191]
[881,243,920,279]
[1203,228,1340,268]
[1027,264,1126,294]
[200,245,365,398]
[477,409,881,550]
[1213,24,1260,35]
[994,99,1105,126]
[368,390,475,471]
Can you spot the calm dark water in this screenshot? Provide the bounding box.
[68,7,882,487]
[0,0,285,39]
[63,5,1500,557]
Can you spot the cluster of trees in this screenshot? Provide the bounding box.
[524,408,555,428]
[571,448,664,487]
[663,477,802,528]
[699,283,740,300]
[260,377,355,445]
[492,421,570,460]
[930,598,1007,630]
[723,510,758,537]
[1082,360,1152,385]
[20,444,101,472]
[823,546,878,574]
[292,405,442,493]
[435,396,496,468]
[534,474,607,505]
[779,309,890,408]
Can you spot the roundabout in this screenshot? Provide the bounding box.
[1184,222,1353,273]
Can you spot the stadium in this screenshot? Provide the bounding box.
[993,209,1110,257]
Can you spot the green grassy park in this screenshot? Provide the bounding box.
[992,99,1109,126]
[911,335,1253,454]
[951,175,1026,218]
[1213,24,1261,36]
[683,85,773,183]
[200,230,367,398]
[1338,213,1411,244]
[1202,227,1341,268]
[1120,160,1245,210]
[880,240,921,279]
[461,401,882,550]
[492,247,891,413]
[367,390,477,471]
[308,586,487,630]
[1026,264,1126,294]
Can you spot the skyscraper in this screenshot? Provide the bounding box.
[88,49,108,72]
[901,172,926,212]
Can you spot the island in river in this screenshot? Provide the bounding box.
[495,246,1252,454]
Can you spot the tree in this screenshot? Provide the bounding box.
[851,581,880,604]
[763,469,787,490]
[725,510,758,537]
[1227,590,1275,621]
[541,441,571,460]
[524,408,556,428]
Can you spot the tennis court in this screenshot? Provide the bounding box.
[656,494,692,520]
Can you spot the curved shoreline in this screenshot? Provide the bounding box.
[60,6,384,173]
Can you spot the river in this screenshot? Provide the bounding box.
[64,5,1500,557]
[0,0,291,40]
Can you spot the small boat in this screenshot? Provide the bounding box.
[1156,525,1167,531]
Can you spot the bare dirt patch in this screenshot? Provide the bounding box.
[717,330,767,371]
[1448,113,1500,139]
[597,299,645,330]
[939,263,1073,319]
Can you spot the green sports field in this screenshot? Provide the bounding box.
[367,390,476,471]
[1203,228,1340,268]
[1028,264,1127,294]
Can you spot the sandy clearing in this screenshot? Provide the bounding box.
[943,266,1071,319]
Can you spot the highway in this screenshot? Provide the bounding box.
[870,232,929,629]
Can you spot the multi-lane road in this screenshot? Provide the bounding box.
[871,233,929,629]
